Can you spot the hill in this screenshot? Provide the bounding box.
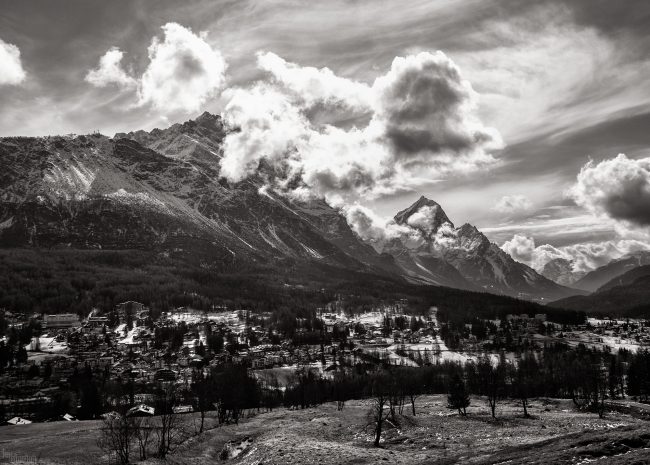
[571,251,650,292]
[1,396,649,465]
[551,265,650,318]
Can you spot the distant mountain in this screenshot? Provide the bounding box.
[380,196,580,301]
[597,264,650,292]
[572,251,650,292]
[551,265,650,318]
[540,258,586,287]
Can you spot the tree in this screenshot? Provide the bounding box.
[368,371,389,447]
[133,417,154,461]
[478,356,505,419]
[513,352,538,418]
[97,414,138,465]
[447,371,470,416]
[191,372,213,433]
[155,385,181,458]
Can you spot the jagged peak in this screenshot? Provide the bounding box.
[394,195,453,233]
[194,111,220,123]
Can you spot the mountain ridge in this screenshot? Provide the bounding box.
[0,112,582,302]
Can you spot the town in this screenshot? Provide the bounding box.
[2,297,650,427]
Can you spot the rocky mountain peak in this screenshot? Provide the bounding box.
[394,196,454,235]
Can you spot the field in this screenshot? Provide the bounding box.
[2,396,650,464]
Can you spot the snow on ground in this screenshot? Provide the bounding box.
[27,336,68,354]
[118,327,139,345]
[599,335,642,353]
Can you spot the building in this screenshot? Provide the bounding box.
[44,314,79,329]
[115,301,147,324]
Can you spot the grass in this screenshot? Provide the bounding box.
[1,396,649,464]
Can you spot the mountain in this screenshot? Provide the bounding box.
[571,251,650,292]
[0,112,585,303]
[381,196,580,301]
[0,114,402,284]
[597,264,650,292]
[551,265,650,318]
[540,258,586,287]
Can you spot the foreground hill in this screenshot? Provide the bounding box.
[551,265,650,318]
[1,396,649,465]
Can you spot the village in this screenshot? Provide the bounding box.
[1,300,650,426]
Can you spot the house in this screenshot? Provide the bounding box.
[126,404,155,417]
[172,405,193,414]
[44,314,79,329]
[7,416,32,425]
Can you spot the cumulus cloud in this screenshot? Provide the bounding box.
[85,47,136,88]
[257,51,373,112]
[372,52,502,160]
[220,83,310,183]
[344,204,417,249]
[501,233,650,273]
[492,194,533,215]
[0,38,26,85]
[569,154,650,227]
[220,51,502,202]
[87,23,227,115]
[138,23,227,114]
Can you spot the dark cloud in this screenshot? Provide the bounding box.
[570,154,650,227]
[374,52,500,160]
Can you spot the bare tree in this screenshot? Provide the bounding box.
[368,371,389,447]
[97,414,137,465]
[192,372,212,434]
[155,385,182,458]
[134,417,154,461]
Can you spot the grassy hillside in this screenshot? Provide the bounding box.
[1,396,649,464]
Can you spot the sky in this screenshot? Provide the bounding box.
[1,0,650,273]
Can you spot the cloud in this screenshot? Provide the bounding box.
[569,153,650,227]
[501,234,539,267]
[492,194,533,215]
[344,204,415,248]
[501,233,650,272]
[0,38,26,85]
[220,83,311,183]
[137,23,227,114]
[257,51,373,113]
[220,51,502,202]
[85,47,137,88]
[372,52,502,160]
[87,23,227,115]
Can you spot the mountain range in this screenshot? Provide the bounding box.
[551,265,650,317]
[0,112,581,302]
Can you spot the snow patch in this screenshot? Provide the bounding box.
[300,242,323,259]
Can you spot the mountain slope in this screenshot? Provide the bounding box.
[0,117,401,283]
[597,264,650,292]
[540,258,586,287]
[383,196,581,301]
[571,251,650,292]
[551,265,650,317]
